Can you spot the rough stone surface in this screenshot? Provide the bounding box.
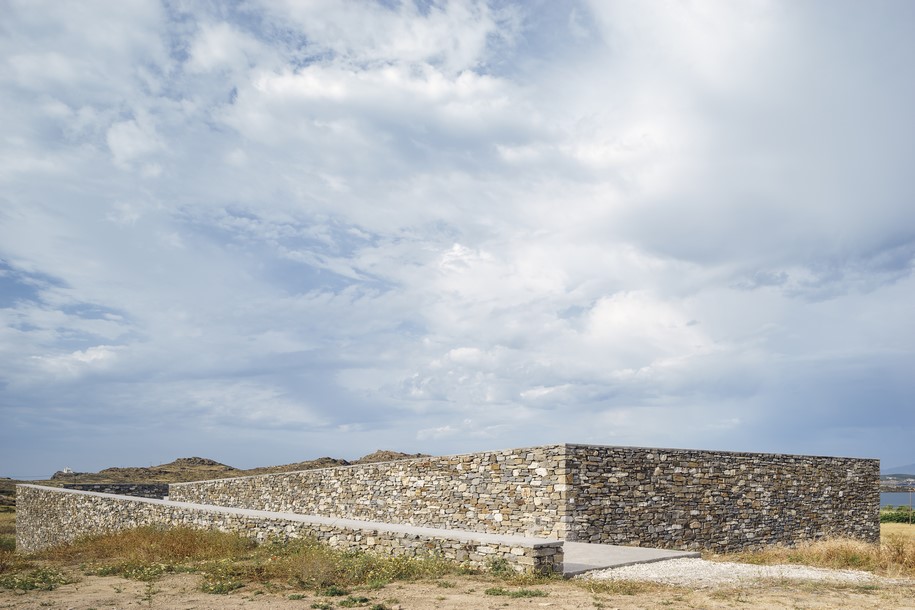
[563,444,880,551]
[170,445,569,539]
[15,485,563,574]
[14,444,879,561]
[170,443,879,552]
[61,483,168,499]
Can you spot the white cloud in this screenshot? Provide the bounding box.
[186,22,263,74]
[258,0,510,73]
[2,0,915,475]
[107,114,164,168]
[32,345,122,378]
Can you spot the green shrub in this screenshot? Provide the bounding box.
[881,507,914,523]
[339,595,372,607]
[0,568,76,591]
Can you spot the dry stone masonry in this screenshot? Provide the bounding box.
[15,485,563,573]
[169,445,569,538]
[61,483,168,499]
[170,443,879,552]
[562,444,879,550]
[17,443,879,568]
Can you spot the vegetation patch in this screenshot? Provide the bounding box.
[5,525,473,596]
[200,575,245,594]
[483,586,548,598]
[577,579,665,596]
[0,568,77,591]
[0,508,15,559]
[710,532,915,578]
[338,594,373,607]
[882,506,914,524]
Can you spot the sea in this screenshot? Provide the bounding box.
[882,491,914,508]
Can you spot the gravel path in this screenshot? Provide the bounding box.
[581,558,888,588]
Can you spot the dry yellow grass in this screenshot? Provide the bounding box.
[0,509,14,539]
[18,526,469,593]
[882,523,915,540]
[36,526,255,565]
[711,526,915,578]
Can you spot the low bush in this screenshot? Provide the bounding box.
[881,507,914,524]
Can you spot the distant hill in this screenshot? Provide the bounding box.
[1,450,430,507]
[882,463,915,476]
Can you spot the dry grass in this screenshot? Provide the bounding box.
[37,526,255,565]
[0,508,14,538]
[883,523,915,540]
[219,536,464,590]
[0,508,18,574]
[710,524,915,578]
[4,526,473,594]
[576,578,666,596]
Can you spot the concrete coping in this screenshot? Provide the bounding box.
[16,484,563,549]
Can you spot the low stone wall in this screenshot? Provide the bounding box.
[62,483,168,499]
[170,445,568,539]
[15,485,563,574]
[564,444,880,551]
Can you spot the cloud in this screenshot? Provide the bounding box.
[256,0,512,73]
[186,22,264,74]
[31,345,122,378]
[107,113,164,169]
[2,1,915,475]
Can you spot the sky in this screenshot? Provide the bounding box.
[1,0,914,478]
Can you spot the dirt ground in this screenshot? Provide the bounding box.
[2,572,915,610]
[4,524,914,609]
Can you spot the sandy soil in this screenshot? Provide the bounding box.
[2,572,915,610]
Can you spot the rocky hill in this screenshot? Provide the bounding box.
[2,450,430,507]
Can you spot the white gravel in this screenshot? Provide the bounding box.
[580,558,884,588]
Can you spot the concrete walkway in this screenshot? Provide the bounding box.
[563,541,700,577]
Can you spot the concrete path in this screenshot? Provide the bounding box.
[563,541,700,577]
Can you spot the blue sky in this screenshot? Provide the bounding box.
[2,0,914,478]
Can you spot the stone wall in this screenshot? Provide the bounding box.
[170,445,569,539]
[15,485,563,574]
[20,444,879,557]
[62,483,168,499]
[563,444,880,551]
[169,443,879,552]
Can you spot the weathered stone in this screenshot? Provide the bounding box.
[15,486,561,574]
[18,443,879,560]
[562,444,878,551]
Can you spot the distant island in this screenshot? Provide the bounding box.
[881,473,915,493]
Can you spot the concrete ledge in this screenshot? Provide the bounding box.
[562,541,700,577]
[16,485,563,574]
